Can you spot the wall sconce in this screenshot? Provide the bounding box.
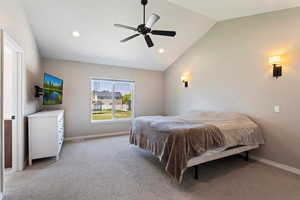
[269,56,282,79]
[181,74,190,88]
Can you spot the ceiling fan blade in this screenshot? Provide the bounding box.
[120,34,140,43]
[144,35,154,48]
[114,24,137,31]
[151,30,176,37]
[145,14,160,29]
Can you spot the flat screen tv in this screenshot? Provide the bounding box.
[43,73,63,105]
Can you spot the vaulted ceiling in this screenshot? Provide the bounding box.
[22,0,215,71]
[22,0,300,71]
[168,0,300,21]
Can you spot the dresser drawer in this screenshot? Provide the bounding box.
[28,110,64,165]
[57,116,64,128]
[57,113,64,122]
[58,128,64,141]
[57,114,64,139]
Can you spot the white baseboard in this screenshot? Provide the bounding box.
[64,131,129,142]
[251,155,300,176]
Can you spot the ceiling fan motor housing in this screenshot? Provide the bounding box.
[141,0,148,6]
[137,24,151,35]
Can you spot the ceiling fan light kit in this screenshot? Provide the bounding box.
[114,0,177,48]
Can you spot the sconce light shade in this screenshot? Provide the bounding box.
[269,56,282,79]
[181,74,190,88]
[269,56,281,65]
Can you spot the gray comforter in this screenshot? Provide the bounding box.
[130,112,265,182]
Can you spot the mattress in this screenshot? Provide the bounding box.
[130,111,265,182]
[134,111,265,150]
[178,111,265,149]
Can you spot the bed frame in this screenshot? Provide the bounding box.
[187,145,259,179]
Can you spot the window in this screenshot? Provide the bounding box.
[91,79,134,121]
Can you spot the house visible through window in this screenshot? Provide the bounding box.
[91,79,134,121]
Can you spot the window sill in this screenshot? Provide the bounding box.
[91,118,133,124]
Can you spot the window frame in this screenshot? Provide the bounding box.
[90,77,135,123]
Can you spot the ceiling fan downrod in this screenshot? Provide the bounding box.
[141,0,148,24]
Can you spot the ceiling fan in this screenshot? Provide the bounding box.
[114,0,176,48]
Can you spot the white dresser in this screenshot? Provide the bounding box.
[28,110,64,165]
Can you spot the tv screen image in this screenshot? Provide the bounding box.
[43,73,63,105]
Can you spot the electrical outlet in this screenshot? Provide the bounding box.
[274,105,280,113]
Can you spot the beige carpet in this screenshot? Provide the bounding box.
[5,136,300,200]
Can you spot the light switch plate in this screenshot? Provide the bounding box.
[274,105,280,113]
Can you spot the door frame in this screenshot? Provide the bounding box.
[3,31,25,173]
[0,28,4,200]
[0,29,25,196]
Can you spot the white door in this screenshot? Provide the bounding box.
[3,38,18,171]
[1,30,25,199]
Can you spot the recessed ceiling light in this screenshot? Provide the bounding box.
[72,31,80,38]
[158,48,165,54]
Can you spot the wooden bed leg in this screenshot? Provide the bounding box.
[245,151,249,161]
[194,165,199,180]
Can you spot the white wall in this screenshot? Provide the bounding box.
[0,0,41,187]
[0,0,42,115]
[164,7,300,169]
[42,58,165,138]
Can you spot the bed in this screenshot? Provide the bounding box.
[130,111,265,182]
